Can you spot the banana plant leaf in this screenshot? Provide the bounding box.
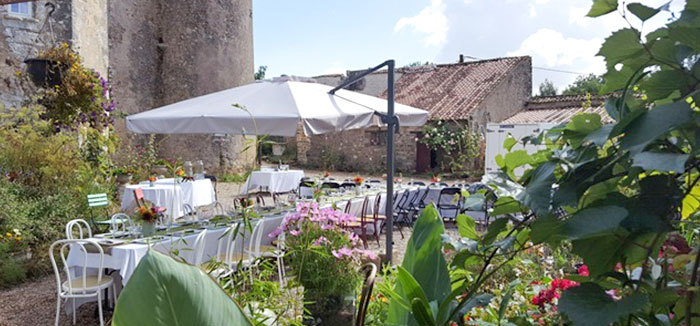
[387,204,451,326]
[112,250,253,326]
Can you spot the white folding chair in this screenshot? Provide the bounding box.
[50,239,115,326]
[252,216,286,286]
[190,229,208,266]
[65,219,92,240]
[211,223,254,279]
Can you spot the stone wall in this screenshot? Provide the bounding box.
[0,0,71,106]
[469,57,532,132]
[108,0,255,173]
[304,127,420,173]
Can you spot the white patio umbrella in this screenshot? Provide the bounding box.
[126,77,428,136]
[126,64,425,263]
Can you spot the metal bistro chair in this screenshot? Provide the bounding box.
[50,239,115,326]
[190,229,208,266]
[108,213,133,236]
[321,181,341,189]
[86,193,113,233]
[343,198,353,215]
[65,219,92,240]
[355,263,378,326]
[437,187,463,221]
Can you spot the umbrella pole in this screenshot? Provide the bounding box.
[329,59,398,265]
[385,61,395,265]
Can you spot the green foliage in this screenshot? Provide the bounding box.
[483,2,700,325]
[113,250,254,326]
[562,74,604,96]
[538,79,558,96]
[255,65,267,80]
[420,120,483,173]
[0,106,114,285]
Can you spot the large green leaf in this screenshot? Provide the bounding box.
[632,152,690,172]
[387,204,451,326]
[517,162,556,217]
[564,206,628,240]
[456,214,478,240]
[641,70,690,101]
[112,250,253,326]
[682,173,700,220]
[559,283,647,326]
[597,28,644,65]
[587,0,619,17]
[627,3,659,21]
[571,233,627,276]
[620,99,694,155]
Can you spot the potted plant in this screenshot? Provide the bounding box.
[113,167,132,184]
[134,203,166,237]
[269,203,376,325]
[23,58,66,88]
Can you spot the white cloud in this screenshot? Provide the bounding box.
[394,0,448,47]
[507,28,606,74]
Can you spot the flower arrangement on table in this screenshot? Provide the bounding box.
[148,175,158,187]
[268,202,376,319]
[431,174,441,183]
[353,176,364,185]
[134,203,166,236]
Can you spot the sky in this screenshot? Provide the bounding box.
[253,0,684,93]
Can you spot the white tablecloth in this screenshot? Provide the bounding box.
[120,179,216,218]
[66,216,285,287]
[243,170,305,194]
[155,178,216,207]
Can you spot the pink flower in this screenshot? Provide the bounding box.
[332,247,354,259]
[313,236,329,246]
[354,249,378,260]
[289,229,300,236]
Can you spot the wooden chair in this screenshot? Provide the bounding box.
[363,194,386,246]
[132,188,146,208]
[355,263,378,326]
[344,197,372,248]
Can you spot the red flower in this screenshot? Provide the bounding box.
[577,264,589,276]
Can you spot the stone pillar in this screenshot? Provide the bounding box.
[296,124,310,164]
[71,0,108,76]
[155,0,255,173]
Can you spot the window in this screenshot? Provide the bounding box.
[8,2,32,17]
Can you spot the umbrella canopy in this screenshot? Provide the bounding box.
[126,78,428,136]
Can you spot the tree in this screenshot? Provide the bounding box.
[561,73,604,95]
[538,79,558,96]
[254,65,267,80]
[403,61,432,68]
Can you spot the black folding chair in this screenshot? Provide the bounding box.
[437,187,463,221]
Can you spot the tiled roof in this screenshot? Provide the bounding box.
[387,56,530,120]
[500,94,614,124]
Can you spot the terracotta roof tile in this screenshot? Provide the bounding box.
[387,56,530,120]
[501,94,614,124]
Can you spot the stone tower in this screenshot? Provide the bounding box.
[109,0,255,172]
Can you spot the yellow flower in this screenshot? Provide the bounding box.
[5,233,12,238]
[15,237,22,241]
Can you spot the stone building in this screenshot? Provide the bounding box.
[0,0,255,172]
[300,56,532,173]
[500,94,613,124]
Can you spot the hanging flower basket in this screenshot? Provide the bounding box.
[23,58,66,88]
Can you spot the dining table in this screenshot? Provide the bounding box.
[120,178,216,219]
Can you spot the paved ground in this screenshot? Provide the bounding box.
[0,176,460,326]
